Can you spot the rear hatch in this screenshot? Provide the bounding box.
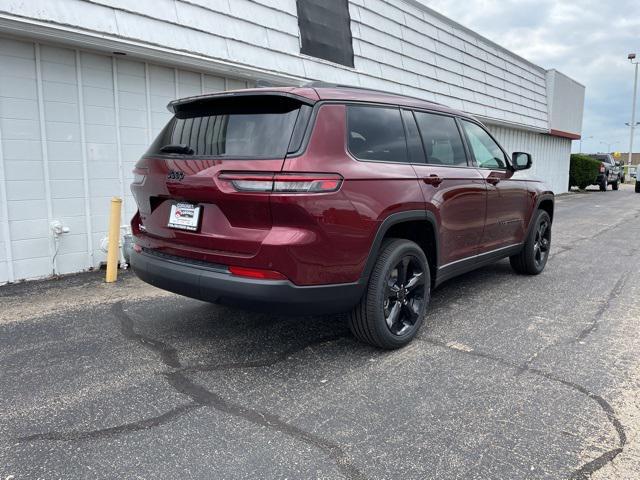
[131,92,315,258]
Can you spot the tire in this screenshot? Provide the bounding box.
[635,181,640,193]
[612,180,619,191]
[599,177,607,191]
[348,238,430,349]
[510,210,552,275]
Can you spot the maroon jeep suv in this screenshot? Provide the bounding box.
[130,85,554,349]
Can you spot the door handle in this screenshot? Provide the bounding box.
[486,177,500,186]
[423,175,443,187]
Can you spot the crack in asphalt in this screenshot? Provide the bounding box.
[17,301,364,480]
[569,447,624,480]
[574,268,632,343]
[179,334,346,374]
[521,246,638,370]
[16,404,202,442]
[163,370,365,480]
[116,301,181,369]
[419,337,627,479]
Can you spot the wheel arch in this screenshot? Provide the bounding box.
[360,211,439,285]
[525,194,554,239]
[537,197,554,223]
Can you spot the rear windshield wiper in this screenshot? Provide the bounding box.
[160,144,194,155]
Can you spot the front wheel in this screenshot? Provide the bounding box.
[510,210,552,275]
[349,238,430,349]
[612,180,619,190]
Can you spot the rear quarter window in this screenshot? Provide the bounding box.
[347,105,408,163]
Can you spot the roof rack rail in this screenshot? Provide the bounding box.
[302,81,443,106]
[303,81,389,94]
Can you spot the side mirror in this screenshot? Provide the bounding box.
[512,152,532,170]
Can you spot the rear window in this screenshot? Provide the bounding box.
[147,96,303,158]
[347,105,408,163]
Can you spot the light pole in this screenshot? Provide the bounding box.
[579,135,593,153]
[628,53,639,166]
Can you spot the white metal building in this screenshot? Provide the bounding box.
[0,0,585,283]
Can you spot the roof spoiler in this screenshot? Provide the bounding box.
[167,91,316,114]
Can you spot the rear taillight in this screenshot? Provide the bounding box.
[220,173,274,192]
[229,266,287,280]
[132,167,148,185]
[219,172,342,193]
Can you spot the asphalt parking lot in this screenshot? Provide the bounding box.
[1,185,639,479]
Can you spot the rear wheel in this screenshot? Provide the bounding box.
[635,181,640,193]
[349,239,430,349]
[599,177,607,191]
[510,210,552,275]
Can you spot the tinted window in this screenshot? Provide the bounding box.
[148,104,300,158]
[347,106,408,163]
[414,112,467,166]
[461,121,508,169]
[401,109,426,163]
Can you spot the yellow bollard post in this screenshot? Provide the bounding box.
[105,196,122,283]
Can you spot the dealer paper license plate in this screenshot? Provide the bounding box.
[168,202,201,231]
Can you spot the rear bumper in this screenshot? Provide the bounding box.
[130,249,365,315]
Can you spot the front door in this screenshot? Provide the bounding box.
[459,120,527,252]
[404,110,487,267]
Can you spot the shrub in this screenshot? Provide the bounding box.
[569,154,601,190]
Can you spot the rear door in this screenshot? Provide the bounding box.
[459,119,528,252]
[130,94,312,258]
[405,109,487,266]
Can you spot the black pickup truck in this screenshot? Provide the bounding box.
[589,154,621,191]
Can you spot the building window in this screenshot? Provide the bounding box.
[296,0,354,67]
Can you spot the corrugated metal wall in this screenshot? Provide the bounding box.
[488,125,571,194]
[0,37,252,284]
[0,0,551,130]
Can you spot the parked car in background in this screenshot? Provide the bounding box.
[588,154,621,191]
[130,85,555,349]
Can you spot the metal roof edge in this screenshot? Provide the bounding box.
[546,69,587,89]
[477,116,549,134]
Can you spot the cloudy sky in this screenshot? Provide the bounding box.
[426,0,640,154]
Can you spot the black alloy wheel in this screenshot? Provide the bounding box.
[532,217,551,270]
[349,238,430,349]
[510,210,552,275]
[383,255,426,336]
